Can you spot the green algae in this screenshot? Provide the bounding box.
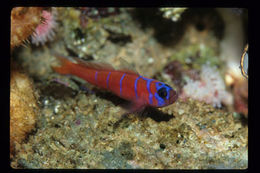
[169,42,221,71]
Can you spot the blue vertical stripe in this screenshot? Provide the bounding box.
[134,76,141,99]
[139,76,154,105]
[145,78,154,105]
[106,72,111,89]
[155,82,165,106]
[95,71,98,82]
[120,73,126,96]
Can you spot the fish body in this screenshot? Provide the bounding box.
[52,54,178,111]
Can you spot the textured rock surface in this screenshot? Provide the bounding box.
[11,91,248,168]
[10,65,39,159]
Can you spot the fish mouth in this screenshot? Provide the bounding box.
[170,91,178,103]
[173,92,178,102]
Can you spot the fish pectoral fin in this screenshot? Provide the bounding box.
[125,101,146,114]
[113,102,146,129]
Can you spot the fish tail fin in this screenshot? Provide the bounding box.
[52,53,75,75]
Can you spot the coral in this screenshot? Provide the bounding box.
[10,64,39,158]
[31,8,58,46]
[160,8,187,22]
[11,7,43,49]
[181,64,233,108]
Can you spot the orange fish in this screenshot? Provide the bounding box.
[52,54,178,112]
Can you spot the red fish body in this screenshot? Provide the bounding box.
[52,54,178,111]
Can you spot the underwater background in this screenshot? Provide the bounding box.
[10,7,248,169]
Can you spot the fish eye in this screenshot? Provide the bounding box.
[158,87,167,98]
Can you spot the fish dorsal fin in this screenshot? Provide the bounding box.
[74,57,116,71]
[53,53,139,74]
[116,57,139,75]
[53,53,115,71]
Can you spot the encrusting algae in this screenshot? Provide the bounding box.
[10,64,39,159]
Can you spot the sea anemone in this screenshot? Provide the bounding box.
[11,7,43,49]
[181,64,233,108]
[31,8,58,46]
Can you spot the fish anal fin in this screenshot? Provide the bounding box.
[124,101,146,114]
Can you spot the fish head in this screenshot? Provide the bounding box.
[154,82,178,107]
